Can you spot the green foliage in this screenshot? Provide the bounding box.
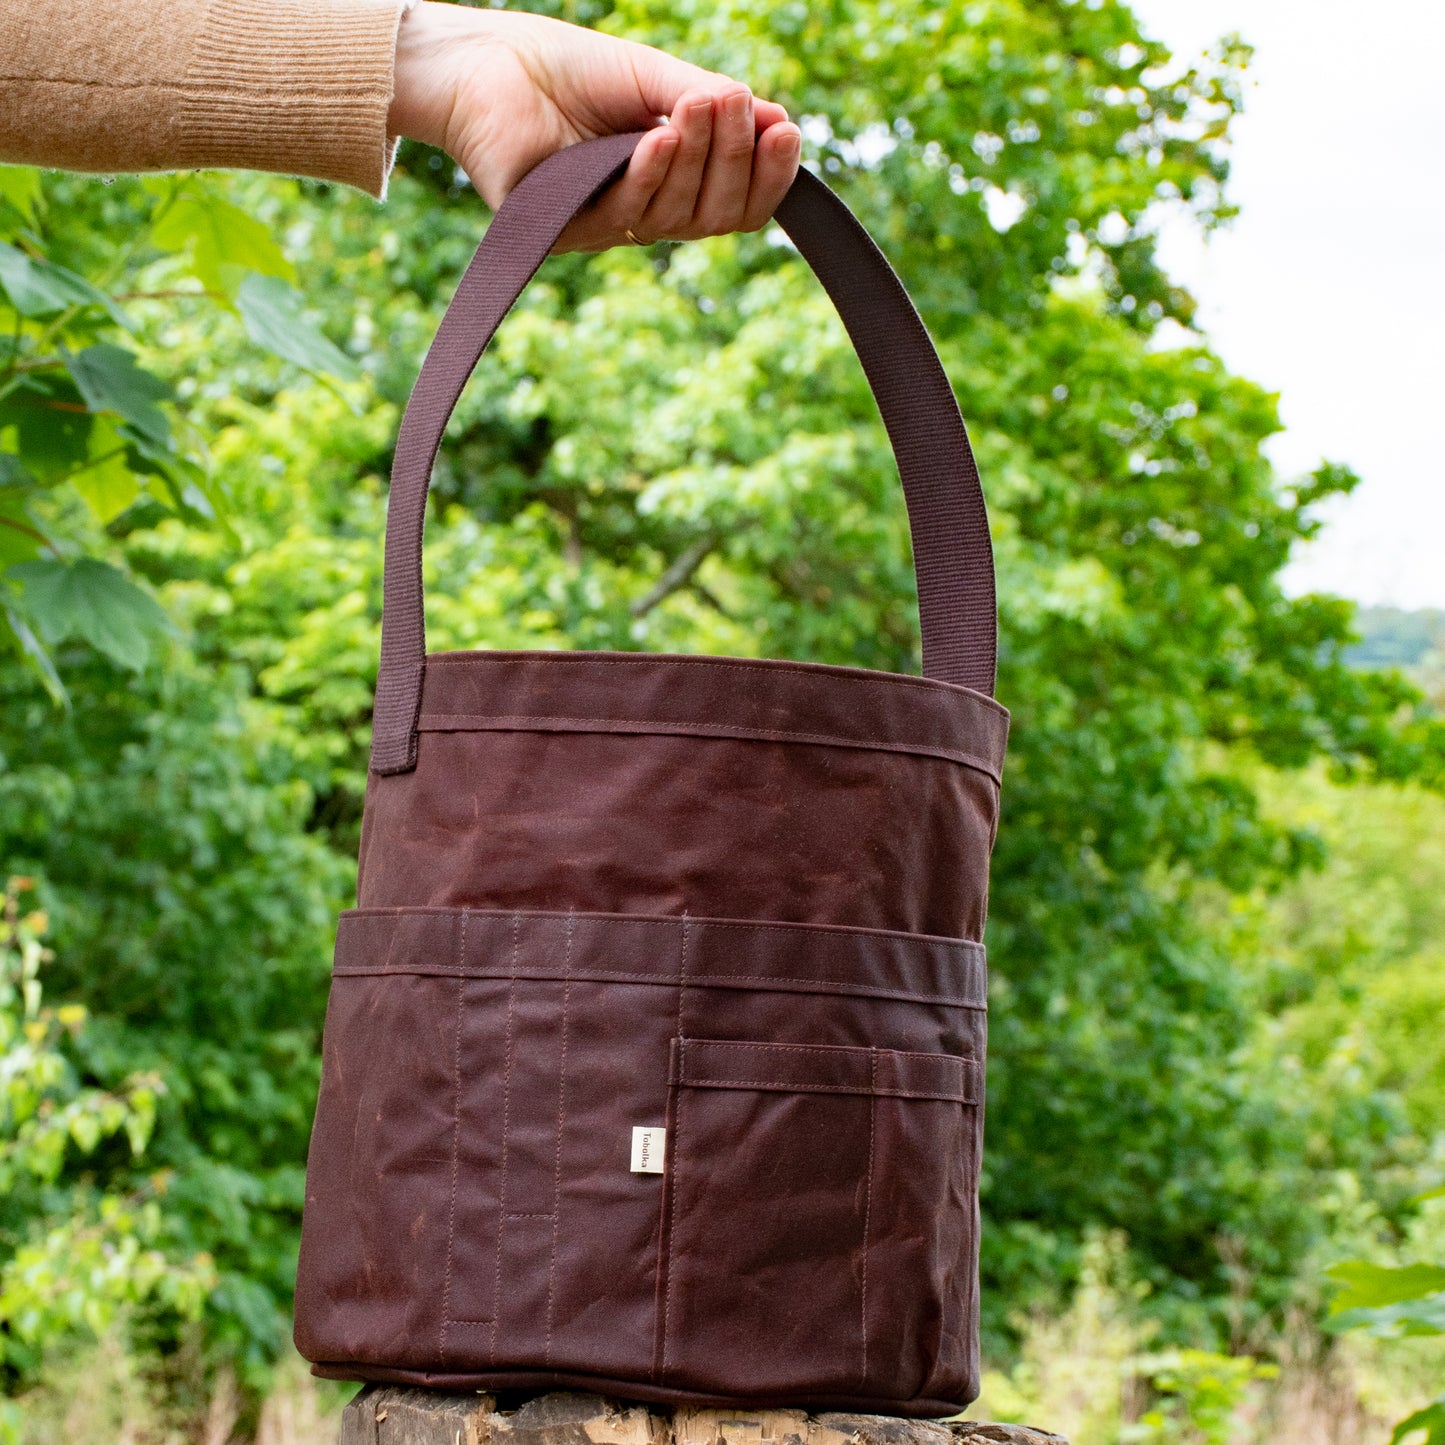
[7,559,171,676]
[0,165,359,696]
[0,878,214,1390]
[236,274,363,383]
[1329,1252,1445,1444]
[1391,1397,1445,1445]
[0,877,153,1191]
[64,342,174,450]
[0,653,352,1387]
[1329,1262,1445,1316]
[1125,1348,1277,1445]
[975,1233,1275,1445]
[1233,772,1445,1160]
[0,241,124,324]
[147,187,295,298]
[1327,1258,1445,1340]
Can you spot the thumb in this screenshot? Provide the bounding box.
[625,40,789,130]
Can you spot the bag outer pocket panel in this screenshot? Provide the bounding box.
[294,971,461,1369]
[656,1038,978,1401]
[296,909,985,1405]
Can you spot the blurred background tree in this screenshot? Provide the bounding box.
[1,0,1441,1438]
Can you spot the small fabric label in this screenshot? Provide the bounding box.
[630,1126,666,1174]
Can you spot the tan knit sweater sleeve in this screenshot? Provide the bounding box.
[0,0,414,199]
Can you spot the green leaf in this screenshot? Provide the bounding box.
[0,484,46,568]
[69,1112,102,1154]
[0,452,36,488]
[1327,1261,1445,1312]
[7,557,173,672]
[0,166,43,224]
[1328,1295,1445,1339]
[71,420,142,523]
[1390,1397,1445,1445]
[0,242,129,326]
[236,273,361,382]
[65,343,173,447]
[2,602,66,705]
[119,426,219,523]
[0,375,94,478]
[151,193,294,298]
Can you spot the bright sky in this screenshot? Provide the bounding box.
[1127,0,1445,609]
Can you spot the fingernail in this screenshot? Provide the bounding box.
[781,128,801,154]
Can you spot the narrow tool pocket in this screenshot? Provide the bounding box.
[655,1038,981,1402]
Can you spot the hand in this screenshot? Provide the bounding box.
[388,2,803,253]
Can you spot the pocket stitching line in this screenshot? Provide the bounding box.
[544,913,574,1365]
[424,648,1011,721]
[489,912,520,1365]
[661,931,690,1381]
[414,711,1003,784]
[676,1077,972,1102]
[437,910,467,1364]
[331,964,985,1010]
[341,907,987,954]
[860,1049,877,1391]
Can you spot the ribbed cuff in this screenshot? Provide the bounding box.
[174,0,411,198]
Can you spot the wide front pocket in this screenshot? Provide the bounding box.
[295,907,987,1410]
[655,1037,982,1405]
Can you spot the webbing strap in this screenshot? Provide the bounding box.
[371,131,996,774]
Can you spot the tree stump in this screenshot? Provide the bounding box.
[338,1387,1067,1445]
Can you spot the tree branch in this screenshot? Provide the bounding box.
[0,514,53,549]
[630,534,716,619]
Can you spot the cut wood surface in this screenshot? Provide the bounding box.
[338,1387,1067,1445]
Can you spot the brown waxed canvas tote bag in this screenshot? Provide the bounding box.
[293,130,1009,1418]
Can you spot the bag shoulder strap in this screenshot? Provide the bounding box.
[371,130,996,776]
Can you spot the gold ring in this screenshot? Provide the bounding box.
[625,227,649,246]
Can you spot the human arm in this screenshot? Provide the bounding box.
[0,0,801,251]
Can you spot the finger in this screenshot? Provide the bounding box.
[632,91,716,240]
[689,87,758,237]
[754,100,790,131]
[552,126,680,254]
[740,122,802,232]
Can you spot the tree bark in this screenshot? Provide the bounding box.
[338,1388,1067,1445]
